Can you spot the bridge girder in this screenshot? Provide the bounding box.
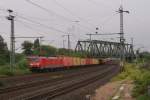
[75,40,134,59]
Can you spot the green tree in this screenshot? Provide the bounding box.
[0,35,9,65]
[57,48,69,55]
[39,45,57,57]
[33,39,40,55]
[22,41,33,55]
[33,38,40,49]
[139,51,150,60]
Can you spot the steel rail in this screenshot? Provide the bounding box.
[25,65,119,100]
[0,65,106,95]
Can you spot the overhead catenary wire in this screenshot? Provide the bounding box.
[99,13,118,26]
[85,0,118,29]
[17,11,94,33]
[86,0,115,9]
[16,19,46,36]
[0,7,92,41]
[25,0,95,32]
[0,7,67,34]
[53,0,97,29]
[14,13,66,34]
[25,0,74,22]
[23,0,94,33]
[18,18,91,37]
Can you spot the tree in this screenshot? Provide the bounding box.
[139,51,150,60]
[22,41,33,55]
[33,38,40,49]
[57,48,69,55]
[0,35,8,53]
[39,45,57,57]
[0,35,9,65]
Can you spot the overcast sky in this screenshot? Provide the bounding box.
[0,0,150,52]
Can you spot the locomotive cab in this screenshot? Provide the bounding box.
[27,56,41,68]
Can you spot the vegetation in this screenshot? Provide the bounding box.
[57,48,88,58]
[0,35,31,76]
[22,39,89,58]
[113,60,150,100]
[0,57,31,77]
[0,36,89,77]
[0,35,9,65]
[1,34,150,99]
[22,41,33,55]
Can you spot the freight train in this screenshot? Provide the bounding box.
[27,56,104,72]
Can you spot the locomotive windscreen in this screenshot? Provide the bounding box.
[27,56,40,62]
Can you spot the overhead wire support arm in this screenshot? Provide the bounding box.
[86,33,120,36]
[15,36,44,38]
[86,33,120,41]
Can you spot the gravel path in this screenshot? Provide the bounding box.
[92,80,135,100]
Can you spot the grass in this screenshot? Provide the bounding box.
[137,94,150,100]
[112,62,150,100]
[112,63,142,81]
[0,65,31,77]
[0,81,4,87]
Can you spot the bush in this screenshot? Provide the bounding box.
[0,58,7,65]
[132,70,150,97]
[112,63,150,100]
[0,65,14,76]
[137,94,150,100]
[0,58,31,76]
[112,63,141,81]
[0,81,4,87]
[17,59,28,70]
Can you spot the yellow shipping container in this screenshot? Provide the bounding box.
[72,57,77,66]
[72,57,81,66]
[81,58,86,65]
[92,59,98,64]
[76,57,81,66]
[95,59,99,64]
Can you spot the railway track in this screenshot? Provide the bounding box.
[0,64,120,100]
[0,66,96,87]
[0,65,105,94]
[27,65,120,100]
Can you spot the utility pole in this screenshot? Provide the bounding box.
[39,36,43,56]
[131,38,134,61]
[86,34,92,41]
[62,34,71,50]
[117,5,129,69]
[86,27,99,41]
[7,9,15,69]
[63,40,66,48]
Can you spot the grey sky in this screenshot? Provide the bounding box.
[0,0,150,52]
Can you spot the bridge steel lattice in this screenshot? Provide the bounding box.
[75,40,134,59]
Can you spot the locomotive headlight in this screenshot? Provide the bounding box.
[36,63,40,66]
[30,63,40,66]
[30,64,33,66]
